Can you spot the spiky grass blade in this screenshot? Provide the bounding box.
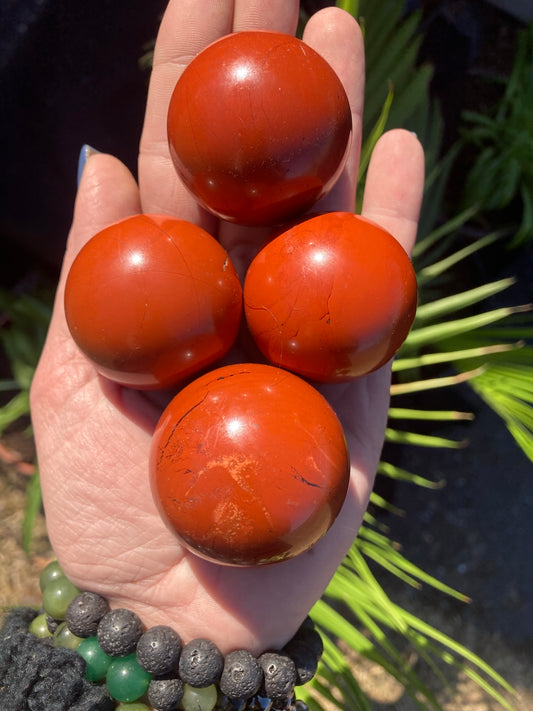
[312,543,517,711]
[384,428,467,449]
[415,278,517,322]
[402,306,529,350]
[387,407,474,422]
[416,230,506,285]
[377,460,445,488]
[393,342,522,371]
[0,390,30,437]
[390,367,485,396]
[358,84,393,183]
[355,528,470,602]
[413,204,479,261]
[464,361,533,461]
[336,0,360,16]
[22,468,42,555]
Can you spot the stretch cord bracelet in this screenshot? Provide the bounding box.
[16,560,323,711]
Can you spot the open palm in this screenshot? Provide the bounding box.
[30,0,424,656]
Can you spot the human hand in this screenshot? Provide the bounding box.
[30,0,424,656]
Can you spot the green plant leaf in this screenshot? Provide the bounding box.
[385,428,467,449]
[402,306,529,351]
[336,0,359,15]
[0,390,30,437]
[358,83,393,183]
[416,230,506,285]
[377,460,446,488]
[23,468,42,555]
[393,342,522,372]
[389,367,485,396]
[415,278,516,322]
[413,203,479,263]
[387,407,474,422]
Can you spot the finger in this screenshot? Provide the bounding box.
[32,153,141,397]
[232,0,298,32]
[139,0,234,224]
[139,0,298,221]
[302,7,365,213]
[362,128,425,256]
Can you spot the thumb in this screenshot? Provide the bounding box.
[63,152,142,295]
[31,152,141,406]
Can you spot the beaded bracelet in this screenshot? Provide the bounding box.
[28,560,323,711]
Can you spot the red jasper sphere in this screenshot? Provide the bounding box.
[150,363,350,566]
[64,214,242,389]
[167,31,352,226]
[243,212,417,382]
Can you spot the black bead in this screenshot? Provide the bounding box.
[96,608,143,656]
[217,696,244,711]
[250,696,273,710]
[258,652,296,702]
[66,592,110,638]
[46,615,59,634]
[221,697,247,711]
[137,625,182,675]
[178,638,224,687]
[294,701,310,711]
[297,616,315,632]
[283,641,318,685]
[220,649,263,700]
[271,695,294,710]
[147,676,184,711]
[292,625,323,661]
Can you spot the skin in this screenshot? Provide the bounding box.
[30,0,425,657]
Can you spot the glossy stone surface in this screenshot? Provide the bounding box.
[106,653,152,703]
[64,214,242,389]
[244,212,418,382]
[150,363,350,566]
[42,576,81,620]
[167,32,351,226]
[181,683,218,711]
[29,613,53,639]
[53,621,83,650]
[77,636,113,682]
[39,560,64,592]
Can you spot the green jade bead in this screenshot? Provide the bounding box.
[77,637,113,682]
[106,653,152,703]
[54,621,83,650]
[39,560,64,592]
[181,683,218,711]
[29,613,53,639]
[42,576,81,620]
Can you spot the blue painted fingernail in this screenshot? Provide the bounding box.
[77,144,101,185]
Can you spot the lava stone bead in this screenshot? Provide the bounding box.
[97,609,143,657]
[219,649,263,700]
[292,626,323,660]
[136,625,182,676]
[147,677,184,711]
[258,652,297,702]
[46,615,59,634]
[66,592,110,638]
[283,641,318,686]
[178,638,224,687]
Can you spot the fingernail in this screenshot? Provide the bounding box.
[77,144,101,186]
[410,131,418,139]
